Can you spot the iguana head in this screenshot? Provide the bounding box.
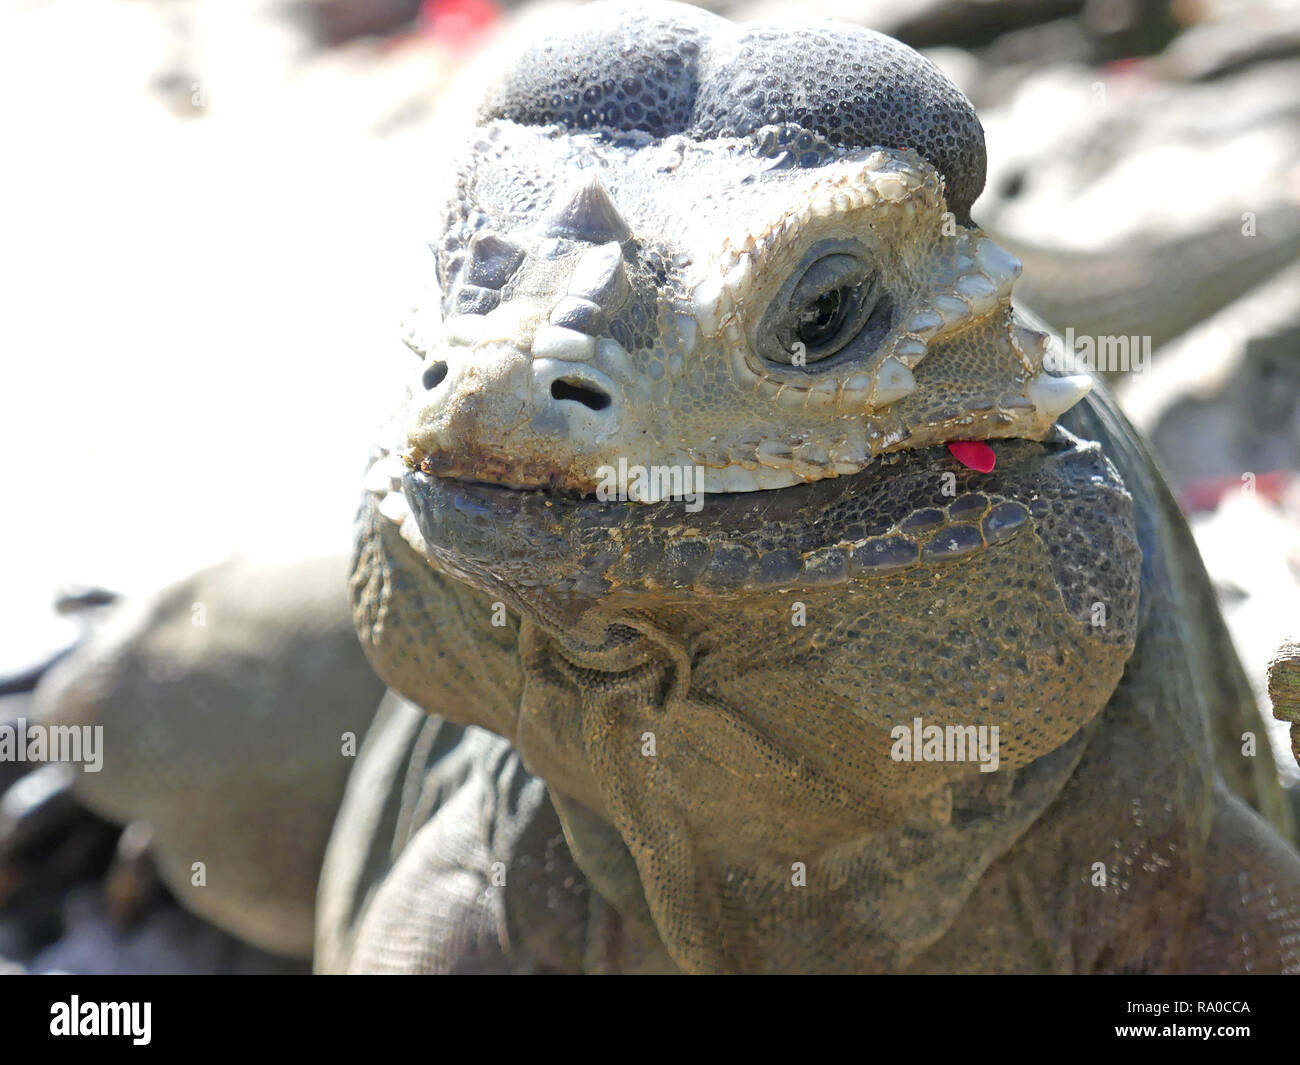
[375,2,1098,625]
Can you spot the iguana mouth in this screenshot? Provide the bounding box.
[437,474,595,501]
[390,424,1108,603]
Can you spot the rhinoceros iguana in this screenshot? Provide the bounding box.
[319,1,1300,973]
[14,0,1300,975]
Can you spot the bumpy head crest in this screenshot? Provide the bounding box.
[480,1,987,219]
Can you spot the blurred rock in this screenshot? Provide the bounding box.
[1122,261,1300,494]
[286,0,423,46]
[1157,2,1300,80]
[20,885,307,974]
[1187,494,1300,787]
[978,58,1300,354]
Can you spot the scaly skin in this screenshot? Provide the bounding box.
[328,2,1300,973]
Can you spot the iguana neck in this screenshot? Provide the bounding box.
[510,544,1125,972]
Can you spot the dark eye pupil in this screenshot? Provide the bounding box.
[796,288,847,347]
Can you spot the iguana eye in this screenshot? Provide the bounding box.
[796,286,850,348]
[755,241,888,367]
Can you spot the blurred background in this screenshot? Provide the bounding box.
[2,0,1299,971]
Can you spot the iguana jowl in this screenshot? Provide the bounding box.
[334,1,1300,973]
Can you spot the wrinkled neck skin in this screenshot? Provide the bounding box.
[357,406,1142,972]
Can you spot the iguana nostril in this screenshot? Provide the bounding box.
[551,377,611,411]
[422,362,448,390]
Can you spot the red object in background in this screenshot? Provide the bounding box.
[420,0,500,49]
[947,440,997,473]
[1178,470,1293,514]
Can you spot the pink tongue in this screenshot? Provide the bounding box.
[947,440,997,473]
